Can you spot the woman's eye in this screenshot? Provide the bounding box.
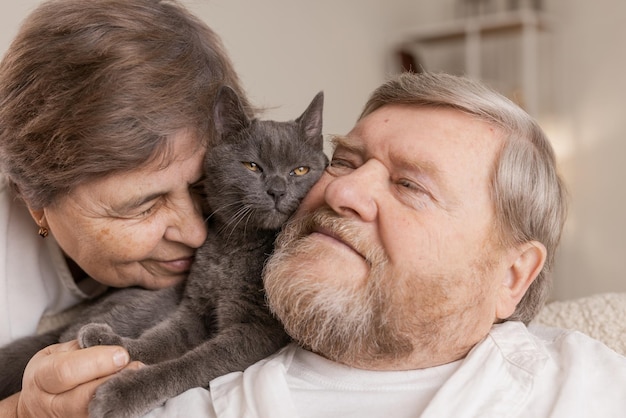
[132,200,161,218]
[190,180,207,201]
[291,166,310,176]
[242,161,261,172]
[190,177,205,191]
[139,205,157,217]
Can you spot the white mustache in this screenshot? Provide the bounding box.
[277,207,387,267]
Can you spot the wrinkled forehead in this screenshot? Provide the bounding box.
[332,105,503,204]
[339,104,503,161]
[142,129,205,171]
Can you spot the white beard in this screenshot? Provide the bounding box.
[263,207,415,366]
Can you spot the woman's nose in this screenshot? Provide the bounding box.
[164,194,208,248]
[323,160,384,222]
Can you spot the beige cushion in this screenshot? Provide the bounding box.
[532,292,626,356]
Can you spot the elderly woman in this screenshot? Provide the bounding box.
[0,0,251,416]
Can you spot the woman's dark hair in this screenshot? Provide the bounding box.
[0,0,252,209]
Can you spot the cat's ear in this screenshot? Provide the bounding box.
[295,91,324,150]
[213,85,251,139]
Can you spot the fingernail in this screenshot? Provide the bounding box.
[113,349,130,367]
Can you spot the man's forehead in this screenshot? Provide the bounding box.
[349,104,502,155]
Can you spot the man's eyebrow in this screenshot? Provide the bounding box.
[330,134,366,155]
[390,151,442,181]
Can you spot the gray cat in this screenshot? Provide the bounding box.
[0,86,327,418]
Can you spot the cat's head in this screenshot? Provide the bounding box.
[205,86,327,232]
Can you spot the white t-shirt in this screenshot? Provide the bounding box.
[0,177,105,345]
[145,321,626,418]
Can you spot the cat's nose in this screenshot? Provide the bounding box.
[267,187,285,202]
[267,176,287,203]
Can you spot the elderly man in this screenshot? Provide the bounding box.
[147,72,625,417]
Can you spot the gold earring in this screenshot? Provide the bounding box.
[38,215,49,238]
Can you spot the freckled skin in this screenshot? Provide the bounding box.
[41,131,208,290]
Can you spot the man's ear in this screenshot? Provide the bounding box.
[496,241,547,320]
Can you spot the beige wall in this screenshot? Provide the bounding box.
[2,0,625,301]
[545,0,626,300]
[183,0,391,137]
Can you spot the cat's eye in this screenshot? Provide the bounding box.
[291,166,310,176]
[242,161,261,172]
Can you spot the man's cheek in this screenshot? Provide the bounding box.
[296,174,331,216]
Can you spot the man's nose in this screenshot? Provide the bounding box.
[323,160,385,222]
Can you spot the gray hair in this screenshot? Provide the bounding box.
[360,72,567,324]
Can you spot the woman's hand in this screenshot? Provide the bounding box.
[13,340,139,418]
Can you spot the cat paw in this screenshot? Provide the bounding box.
[77,323,123,348]
[88,368,161,418]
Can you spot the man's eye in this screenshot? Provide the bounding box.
[326,158,354,176]
[396,178,426,193]
[291,166,310,176]
[242,161,261,172]
[398,179,417,189]
[330,158,351,168]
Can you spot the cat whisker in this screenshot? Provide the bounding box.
[216,203,253,239]
[206,197,245,222]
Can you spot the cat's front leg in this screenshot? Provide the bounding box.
[88,361,194,418]
[87,367,157,418]
[78,323,124,348]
